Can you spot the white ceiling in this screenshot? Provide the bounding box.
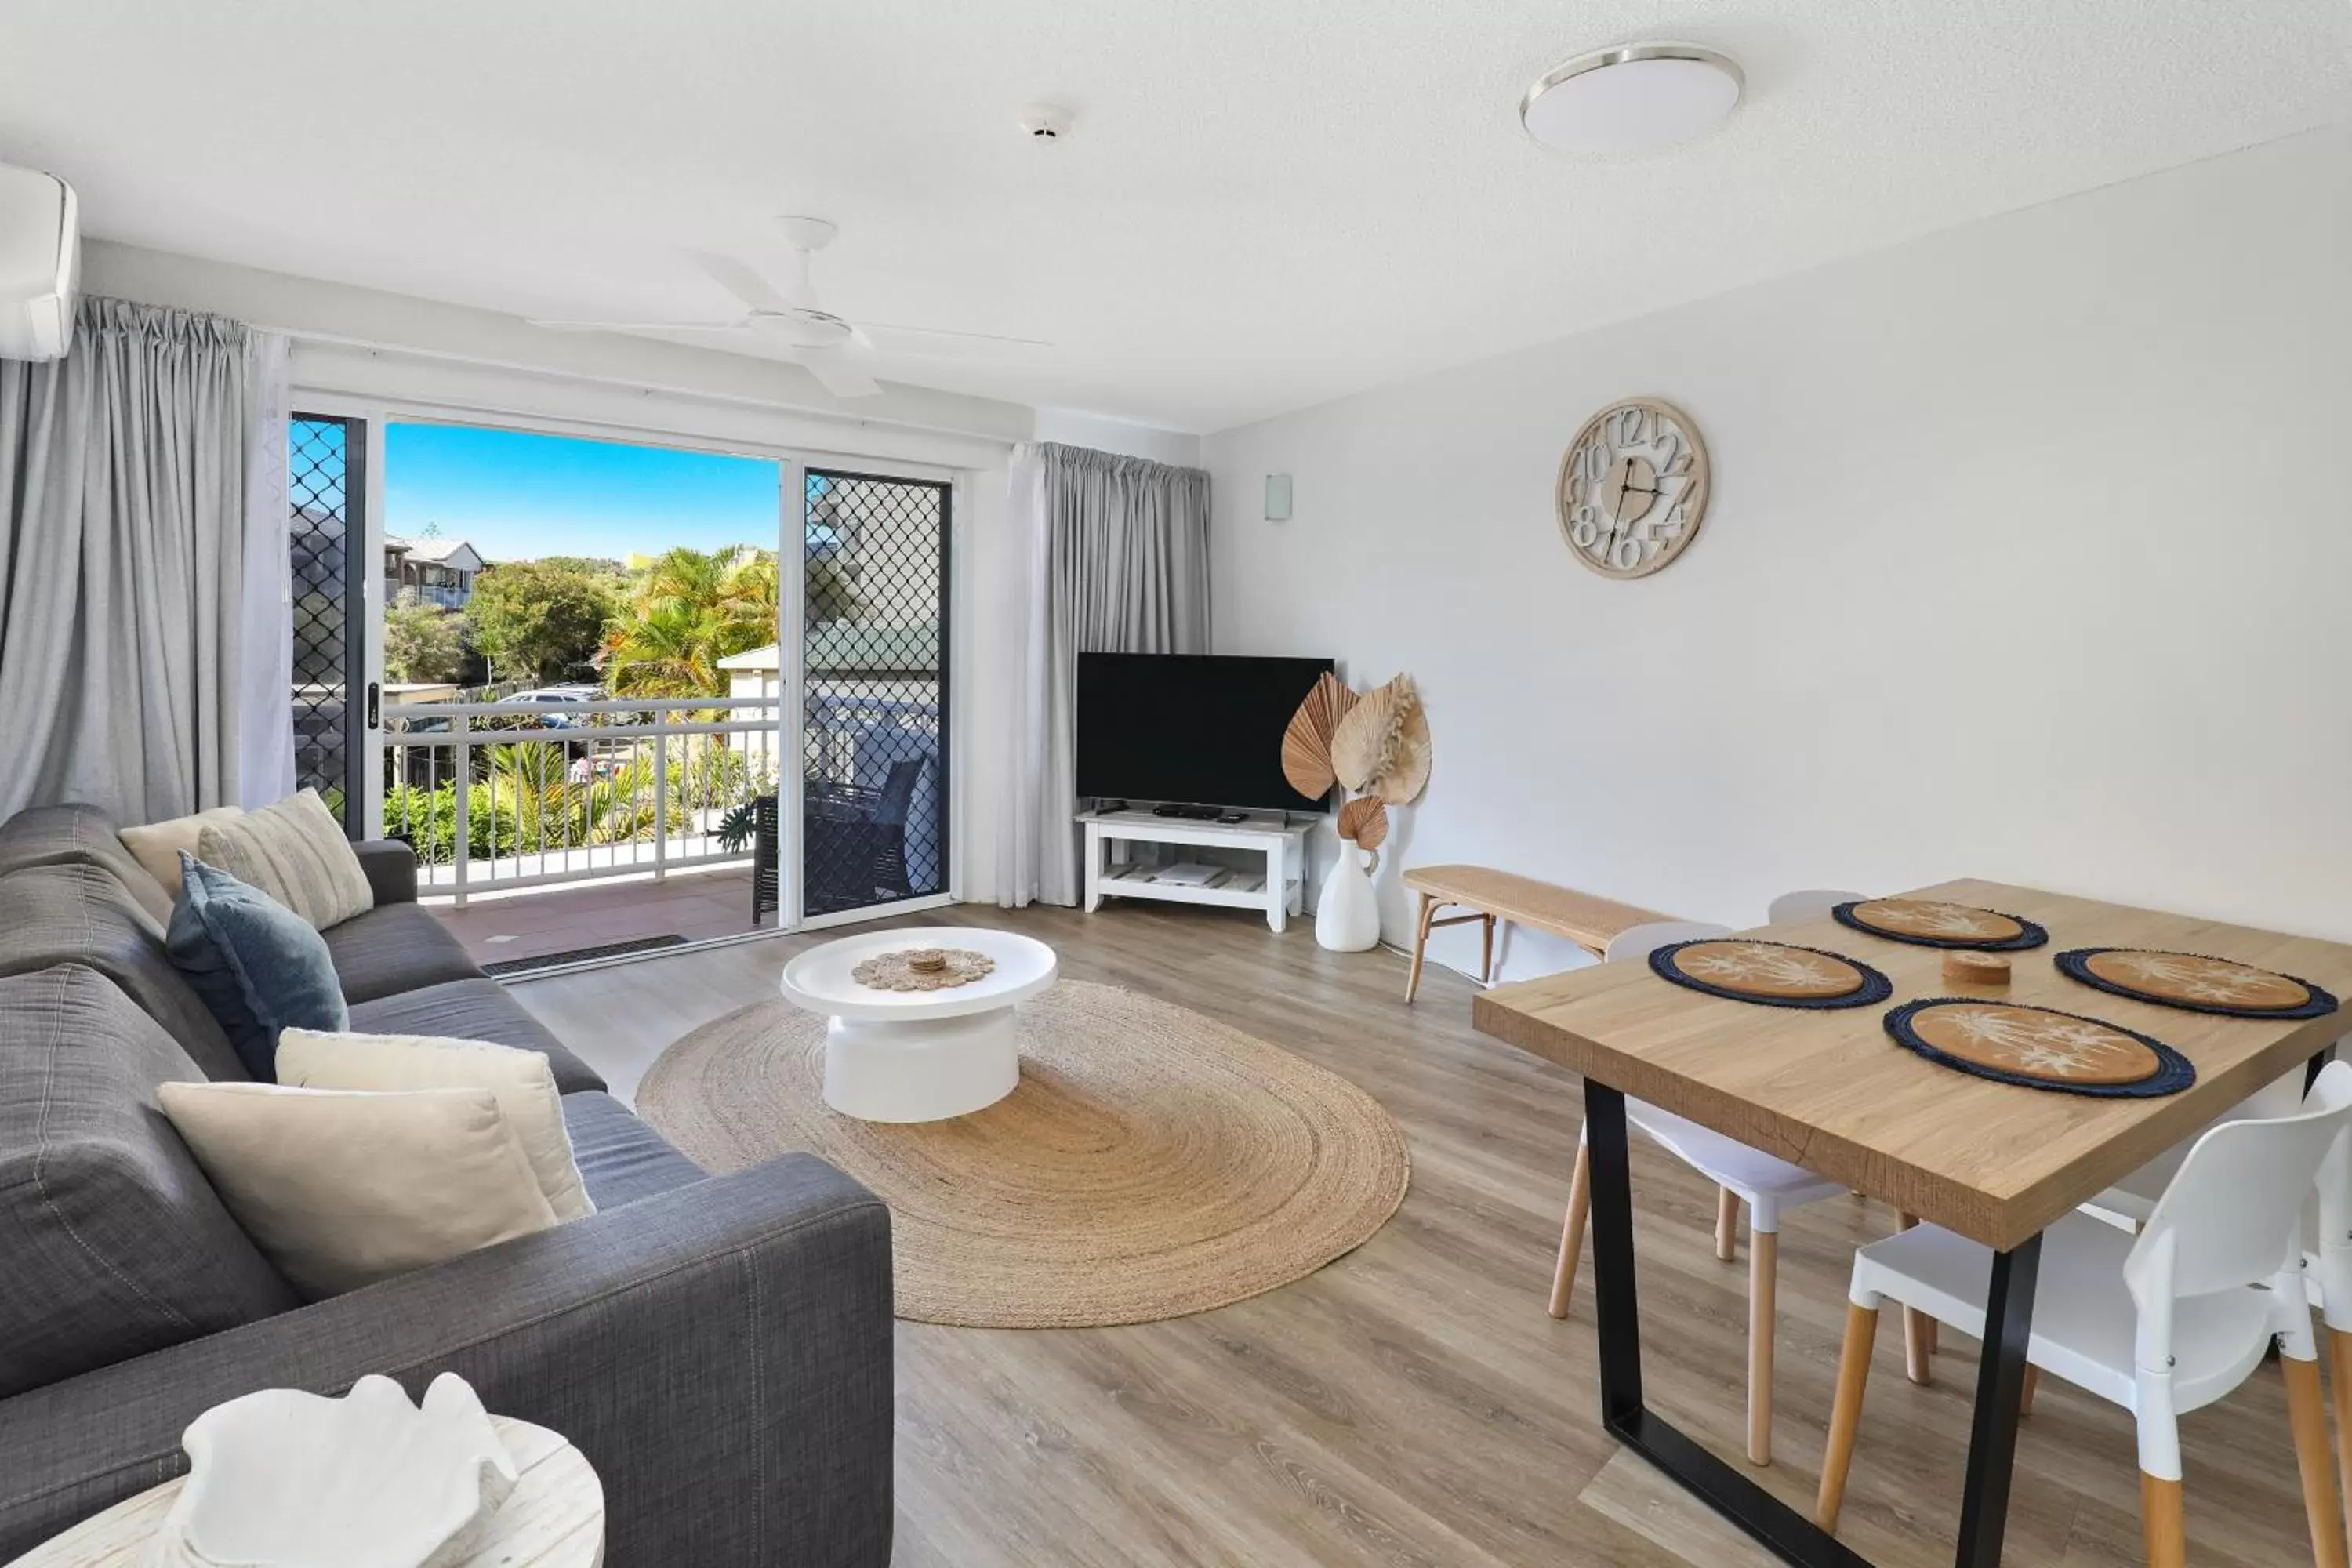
[4,2,2349,434]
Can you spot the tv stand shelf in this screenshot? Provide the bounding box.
[1077,809,1313,932]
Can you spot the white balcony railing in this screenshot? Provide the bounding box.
[381,691,946,909]
[383,697,784,905]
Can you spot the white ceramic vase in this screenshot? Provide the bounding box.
[1316,841,1382,953]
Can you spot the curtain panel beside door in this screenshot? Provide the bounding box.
[0,297,292,824]
[997,441,1210,908]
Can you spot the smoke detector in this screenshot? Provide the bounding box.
[1521,43,1744,156]
[1018,103,1072,141]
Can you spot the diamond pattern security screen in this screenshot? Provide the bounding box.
[802,470,949,916]
[289,416,365,830]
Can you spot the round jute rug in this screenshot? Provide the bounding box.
[635,979,1410,1328]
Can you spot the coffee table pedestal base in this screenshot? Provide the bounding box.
[822,1008,1021,1123]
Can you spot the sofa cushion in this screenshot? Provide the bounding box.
[116,807,244,916]
[0,863,247,1083]
[0,964,299,1399]
[323,903,482,1006]
[562,1091,707,1209]
[347,978,607,1095]
[0,803,174,927]
[166,857,350,1080]
[196,790,373,931]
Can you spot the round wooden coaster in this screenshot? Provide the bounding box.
[1846,899,2025,946]
[1670,941,1867,1000]
[1905,1003,2159,1087]
[2080,949,2310,1012]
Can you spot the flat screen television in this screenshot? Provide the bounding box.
[1076,652,1335,813]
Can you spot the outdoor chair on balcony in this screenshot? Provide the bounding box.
[751,754,930,924]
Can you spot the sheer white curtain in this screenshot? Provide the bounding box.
[235,332,295,809]
[996,442,1211,907]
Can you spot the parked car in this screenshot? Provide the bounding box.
[505,686,604,729]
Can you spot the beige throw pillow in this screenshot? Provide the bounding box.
[278,1029,593,1221]
[196,789,373,929]
[119,807,244,903]
[156,1082,558,1300]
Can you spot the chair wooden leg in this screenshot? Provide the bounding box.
[2019,1364,2040,1418]
[1747,1229,1777,1466]
[2140,1472,2186,1568]
[1715,1188,1740,1262]
[1403,894,1436,1003]
[1479,913,1496,985]
[1896,1211,1934,1385]
[1817,1301,1879,1530]
[2282,1352,2347,1568]
[1548,1143,1592,1320]
[2330,1328,2352,1566]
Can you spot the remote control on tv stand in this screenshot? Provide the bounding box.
[1150,804,1223,820]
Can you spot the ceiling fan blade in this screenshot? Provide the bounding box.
[793,346,883,399]
[685,249,809,314]
[528,318,750,332]
[858,320,1051,350]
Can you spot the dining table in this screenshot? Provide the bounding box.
[1472,877,2352,1568]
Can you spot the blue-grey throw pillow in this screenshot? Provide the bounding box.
[165,852,348,1080]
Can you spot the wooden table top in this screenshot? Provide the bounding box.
[1473,879,2352,1250]
[1404,865,1673,954]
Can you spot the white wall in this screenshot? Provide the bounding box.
[1207,125,2352,985]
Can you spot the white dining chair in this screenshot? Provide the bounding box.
[1816,1061,2352,1568]
[1547,918,1850,1465]
[1765,888,1862,924]
[2078,1065,2310,1230]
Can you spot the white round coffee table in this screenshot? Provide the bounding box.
[779,927,1058,1123]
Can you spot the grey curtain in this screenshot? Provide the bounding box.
[0,298,258,824]
[999,441,1211,907]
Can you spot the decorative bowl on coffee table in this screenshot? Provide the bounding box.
[779,927,1058,1123]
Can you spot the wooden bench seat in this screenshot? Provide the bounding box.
[1400,865,1672,1002]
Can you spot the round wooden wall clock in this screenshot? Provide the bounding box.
[1555,397,1711,579]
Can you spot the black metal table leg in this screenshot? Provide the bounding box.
[1953,1236,2041,1567]
[1581,1083,1871,1567]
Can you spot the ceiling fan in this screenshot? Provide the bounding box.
[528,216,1048,398]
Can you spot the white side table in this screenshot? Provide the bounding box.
[780,926,1058,1123]
[1078,809,1312,931]
[16,1417,603,1567]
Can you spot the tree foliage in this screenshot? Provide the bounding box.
[465,561,619,684]
[383,589,468,684]
[602,546,782,699]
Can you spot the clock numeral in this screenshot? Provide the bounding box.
[1654,429,1681,470]
[1616,407,1645,446]
[1610,535,1643,572]
[1581,442,1609,484]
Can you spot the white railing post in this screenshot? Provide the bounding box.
[651,705,669,883]
[450,711,470,909]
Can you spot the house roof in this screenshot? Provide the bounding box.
[720,624,942,676]
[400,538,485,570]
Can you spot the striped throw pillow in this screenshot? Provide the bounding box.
[196,789,375,930]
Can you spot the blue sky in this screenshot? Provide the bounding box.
[385,422,782,563]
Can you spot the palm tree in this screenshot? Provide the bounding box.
[602,546,784,699]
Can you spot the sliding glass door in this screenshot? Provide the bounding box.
[288,414,370,833]
[799,469,950,918]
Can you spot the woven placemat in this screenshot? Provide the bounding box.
[1883,998,2194,1097]
[1650,941,1893,1010]
[1835,898,2049,951]
[2055,948,2339,1021]
[636,979,1410,1328]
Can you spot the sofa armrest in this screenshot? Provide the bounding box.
[0,1156,894,1568]
[352,838,419,905]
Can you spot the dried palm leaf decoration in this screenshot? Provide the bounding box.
[1280,671,1357,800]
[1337,795,1388,851]
[1330,675,1410,794]
[1370,680,1431,807]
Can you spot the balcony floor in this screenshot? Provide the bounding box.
[425,865,768,968]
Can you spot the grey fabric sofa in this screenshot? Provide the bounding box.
[0,804,894,1566]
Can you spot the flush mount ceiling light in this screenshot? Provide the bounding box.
[1520,43,1744,156]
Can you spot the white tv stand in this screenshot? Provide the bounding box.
[1077,808,1314,932]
